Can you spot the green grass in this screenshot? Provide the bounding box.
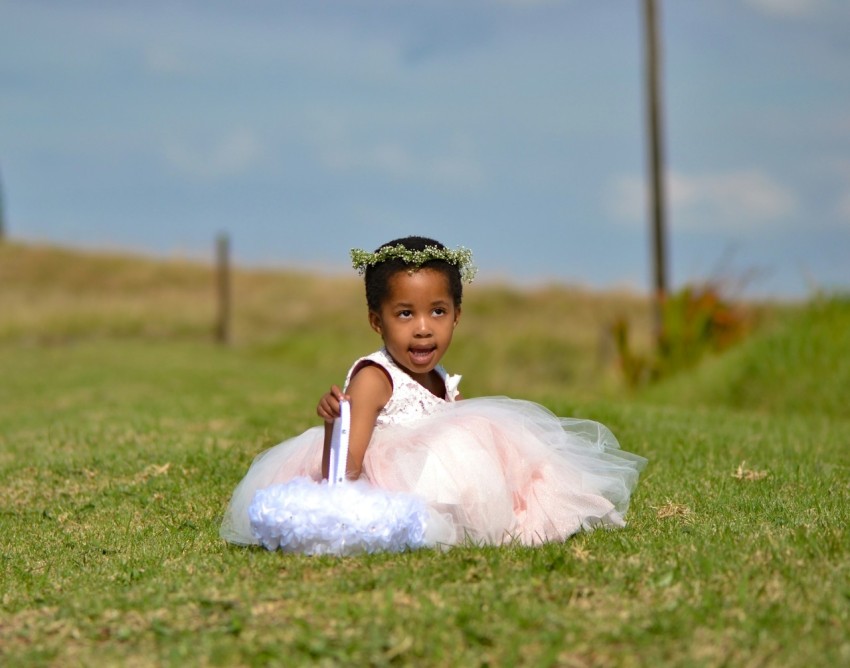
[643,294,850,418]
[1,244,849,666]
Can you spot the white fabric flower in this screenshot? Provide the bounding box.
[444,373,462,401]
[248,477,429,556]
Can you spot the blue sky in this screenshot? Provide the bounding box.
[2,0,849,297]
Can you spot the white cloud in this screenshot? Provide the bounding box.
[837,192,850,220]
[832,161,850,222]
[744,0,827,18]
[164,128,262,180]
[493,0,567,6]
[813,157,850,224]
[319,137,484,191]
[607,169,797,231]
[144,45,195,76]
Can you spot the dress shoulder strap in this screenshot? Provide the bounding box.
[343,349,398,392]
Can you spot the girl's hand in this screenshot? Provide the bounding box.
[317,384,349,423]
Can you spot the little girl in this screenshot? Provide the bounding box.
[220,236,646,550]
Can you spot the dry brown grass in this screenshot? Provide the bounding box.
[0,241,368,343]
[0,240,653,396]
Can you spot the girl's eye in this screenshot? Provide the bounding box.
[397,310,412,318]
[433,308,446,316]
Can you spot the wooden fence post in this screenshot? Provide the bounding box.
[0,167,6,242]
[215,233,231,344]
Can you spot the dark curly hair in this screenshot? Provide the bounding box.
[364,236,463,312]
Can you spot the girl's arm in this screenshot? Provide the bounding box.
[319,365,391,480]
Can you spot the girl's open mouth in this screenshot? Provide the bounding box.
[409,347,437,366]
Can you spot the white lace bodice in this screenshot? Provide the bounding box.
[343,348,461,428]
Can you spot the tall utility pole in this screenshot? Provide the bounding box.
[642,0,669,339]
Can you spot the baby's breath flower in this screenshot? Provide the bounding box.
[350,244,477,283]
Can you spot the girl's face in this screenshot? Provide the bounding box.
[368,268,461,384]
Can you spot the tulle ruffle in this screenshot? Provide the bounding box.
[249,477,429,556]
[363,397,645,546]
[220,427,325,545]
[220,396,646,550]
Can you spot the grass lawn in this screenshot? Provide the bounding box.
[1,244,848,666]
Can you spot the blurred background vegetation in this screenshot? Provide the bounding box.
[1,239,844,413]
[0,241,653,400]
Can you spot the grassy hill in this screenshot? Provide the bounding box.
[0,241,655,400]
[1,241,847,666]
[645,294,850,419]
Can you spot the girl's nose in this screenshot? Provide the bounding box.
[414,317,431,335]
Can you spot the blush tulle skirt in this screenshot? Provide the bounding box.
[219,397,647,549]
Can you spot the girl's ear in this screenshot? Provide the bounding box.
[453,306,462,327]
[368,310,383,335]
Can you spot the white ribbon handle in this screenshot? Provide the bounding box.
[328,399,350,486]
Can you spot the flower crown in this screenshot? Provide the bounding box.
[350,244,477,283]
